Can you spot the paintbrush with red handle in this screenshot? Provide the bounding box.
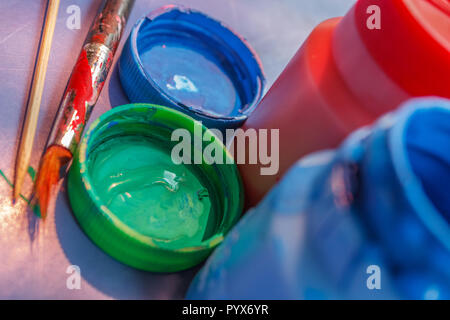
[33,0,135,218]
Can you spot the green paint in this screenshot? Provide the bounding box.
[88,135,212,249]
[68,104,243,272]
[27,166,36,181]
[0,167,41,216]
[0,167,34,203]
[0,169,14,188]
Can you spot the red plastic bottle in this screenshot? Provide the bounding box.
[240,0,450,207]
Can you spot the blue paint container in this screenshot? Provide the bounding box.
[118,5,265,131]
[187,98,450,300]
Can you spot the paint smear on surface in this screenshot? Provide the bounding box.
[0,166,40,216]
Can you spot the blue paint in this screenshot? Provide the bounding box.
[406,109,450,223]
[118,6,265,131]
[187,98,450,300]
[140,45,240,117]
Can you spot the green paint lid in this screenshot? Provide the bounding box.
[67,104,243,272]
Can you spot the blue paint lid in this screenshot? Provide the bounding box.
[118,5,265,130]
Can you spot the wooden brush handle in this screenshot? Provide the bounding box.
[14,0,60,201]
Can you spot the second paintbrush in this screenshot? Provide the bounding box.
[33,0,135,217]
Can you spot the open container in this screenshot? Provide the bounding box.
[118,5,265,131]
[67,104,243,272]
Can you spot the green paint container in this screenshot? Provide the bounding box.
[67,104,243,272]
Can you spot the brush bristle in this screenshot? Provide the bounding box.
[33,145,72,219]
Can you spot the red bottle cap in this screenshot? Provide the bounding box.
[354,0,450,98]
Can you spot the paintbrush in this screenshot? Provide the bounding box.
[14,0,60,203]
[33,0,135,218]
